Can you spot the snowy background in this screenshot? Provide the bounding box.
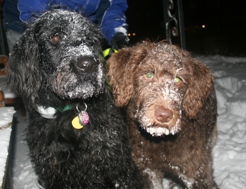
[9,55,246,188]
[198,56,246,189]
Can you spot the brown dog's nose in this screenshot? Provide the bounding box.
[154,106,173,123]
[76,56,97,72]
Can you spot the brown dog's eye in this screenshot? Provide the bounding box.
[174,77,183,85]
[174,77,181,83]
[145,72,154,80]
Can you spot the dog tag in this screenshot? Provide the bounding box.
[78,111,90,125]
[72,116,83,129]
[72,103,90,129]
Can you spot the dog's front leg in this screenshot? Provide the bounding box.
[143,168,163,189]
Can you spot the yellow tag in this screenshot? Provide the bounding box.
[72,116,83,129]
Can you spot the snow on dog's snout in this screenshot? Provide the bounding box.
[136,72,186,136]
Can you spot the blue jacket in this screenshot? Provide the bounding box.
[3,0,26,33]
[17,0,128,44]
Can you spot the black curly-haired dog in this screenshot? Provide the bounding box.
[7,9,142,189]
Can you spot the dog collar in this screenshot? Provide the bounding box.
[37,104,74,119]
[37,106,57,119]
[37,104,89,130]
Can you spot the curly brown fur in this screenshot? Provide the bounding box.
[7,9,143,189]
[107,41,218,189]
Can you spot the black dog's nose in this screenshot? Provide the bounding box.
[76,56,97,72]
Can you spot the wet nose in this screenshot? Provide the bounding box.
[154,106,173,123]
[76,56,97,72]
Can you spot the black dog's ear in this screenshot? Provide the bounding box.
[7,23,41,109]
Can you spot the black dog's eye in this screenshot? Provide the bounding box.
[50,33,65,44]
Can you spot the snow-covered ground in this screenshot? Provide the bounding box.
[198,56,246,189]
[10,55,246,188]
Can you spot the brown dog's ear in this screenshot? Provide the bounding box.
[182,56,214,118]
[106,48,134,106]
[106,44,148,107]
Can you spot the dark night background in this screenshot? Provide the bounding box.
[126,0,246,56]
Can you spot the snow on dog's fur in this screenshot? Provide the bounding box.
[7,9,142,189]
[107,41,218,189]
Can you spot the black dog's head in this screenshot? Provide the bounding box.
[8,9,104,110]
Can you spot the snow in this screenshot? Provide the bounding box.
[0,107,16,187]
[7,55,246,188]
[199,55,246,189]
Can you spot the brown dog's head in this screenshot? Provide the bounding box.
[107,41,214,136]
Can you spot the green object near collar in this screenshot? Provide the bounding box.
[57,104,74,112]
[103,48,118,58]
[103,48,117,90]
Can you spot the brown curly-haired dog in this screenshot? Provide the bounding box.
[107,41,218,189]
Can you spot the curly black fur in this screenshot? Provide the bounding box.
[7,9,142,189]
